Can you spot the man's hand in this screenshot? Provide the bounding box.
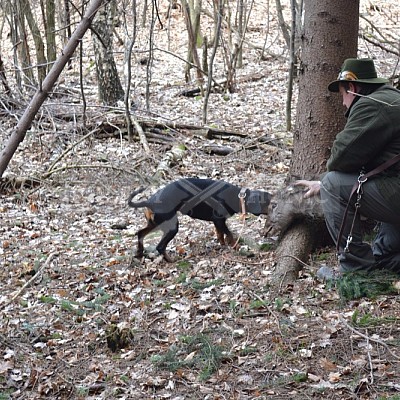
[294,180,321,199]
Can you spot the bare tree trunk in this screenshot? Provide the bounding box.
[260,0,271,60]
[59,0,72,46]
[236,0,244,68]
[0,53,11,95]
[15,0,36,86]
[20,0,47,82]
[223,0,253,92]
[145,0,155,110]
[79,0,88,126]
[182,0,203,86]
[92,0,124,105]
[124,0,150,152]
[0,0,105,179]
[3,1,23,91]
[124,0,138,141]
[188,0,202,49]
[141,0,148,27]
[45,0,57,65]
[275,0,290,48]
[202,0,223,124]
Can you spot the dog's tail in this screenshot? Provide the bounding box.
[127,186,149,208]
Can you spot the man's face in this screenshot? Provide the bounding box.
[339,83,356,109]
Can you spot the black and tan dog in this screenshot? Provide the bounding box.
[128,178,271,261]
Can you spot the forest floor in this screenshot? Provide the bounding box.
[1,1,400,399]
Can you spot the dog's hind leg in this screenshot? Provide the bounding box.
[156,215,179,262]
[213,219,235,246]
[136,221,157,258]
[135,208,158,258]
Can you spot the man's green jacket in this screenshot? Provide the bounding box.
[327,85,400,213]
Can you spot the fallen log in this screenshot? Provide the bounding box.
[154,143,186,180]
[201,145,234,155]
[93,118,247,140]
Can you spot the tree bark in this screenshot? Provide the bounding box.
[0,0,106,179]
[286,0,297,131]
[291,0,359,177]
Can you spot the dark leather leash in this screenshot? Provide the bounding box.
[336,153,400,252]
[238,187,249,220]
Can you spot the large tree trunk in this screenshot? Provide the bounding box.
[291,0,359,178]
[0,0,105,179]
[271,0,360,291]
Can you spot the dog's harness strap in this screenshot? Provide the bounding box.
[179,180,228,216]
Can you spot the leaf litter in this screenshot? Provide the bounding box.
[1,0,400,399]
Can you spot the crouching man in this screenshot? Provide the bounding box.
[296,58,400,280]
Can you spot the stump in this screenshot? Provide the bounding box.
[271,221,315,290]
[264,184,332,293]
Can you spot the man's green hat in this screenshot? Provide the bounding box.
[328,58,389,92]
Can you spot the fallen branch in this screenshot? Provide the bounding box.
[42,163,140,178]
[131,116,150,154]
[339,314,400,361]
[1,252,59,309]
[0,0,105,178]
[0,176,41,194]
[43,129,97,178]
[178,72,268,97]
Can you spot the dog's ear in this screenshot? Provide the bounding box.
[246,190,271,215]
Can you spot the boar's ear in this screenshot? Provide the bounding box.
[246,191,271,215]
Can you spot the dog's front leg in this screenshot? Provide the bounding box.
[213,219,236,247]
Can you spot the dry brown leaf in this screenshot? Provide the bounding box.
[320,357,337,371]
[328,372,341,383]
